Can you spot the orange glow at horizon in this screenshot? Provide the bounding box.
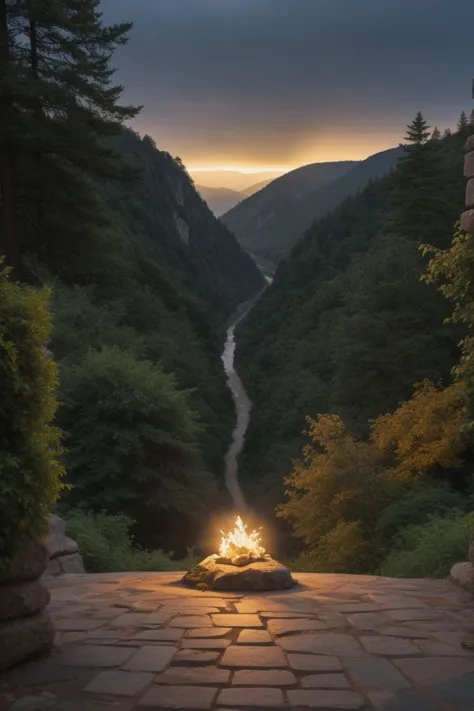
[186,134,402,188]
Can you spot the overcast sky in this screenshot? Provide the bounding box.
[101,0,474,185]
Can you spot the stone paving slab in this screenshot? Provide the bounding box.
[3,571,474,711]
[301,674,351,690]
[287,689,365,708]
[155,666,230,685]
[218,686,284,707]
[138,685,217,708]
[220,645,288,669]
[84,670,154,696]
[122,646,175,672]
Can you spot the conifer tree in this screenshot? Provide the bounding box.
[444,128,452,137]
[470,109,474,127]
[431,126,441,140]
[387,112,447,246]
[0,0,21,271]
[457,110,469,132]
[1,0,141,273]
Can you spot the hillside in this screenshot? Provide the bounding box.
[36,130,265,552]
[235,129,466,522]
[222,149,403,267]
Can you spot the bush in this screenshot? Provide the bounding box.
[380,511,474,578]
[376,482,464,542]
[0,263,65,563]
[66,510,196,572]
[277,415,397,573]
[59,346,218,545]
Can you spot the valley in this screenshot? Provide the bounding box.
[2,0,474,597]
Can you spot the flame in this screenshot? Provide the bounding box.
[219,516,265,559]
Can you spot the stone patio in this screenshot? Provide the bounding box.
[1,572,474,710]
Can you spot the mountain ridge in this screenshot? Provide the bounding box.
[222,148,403,267]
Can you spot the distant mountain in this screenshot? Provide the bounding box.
[196,185,240,217]
[197,178,275,216]
[191,169,284,192]
[222,148,403,267]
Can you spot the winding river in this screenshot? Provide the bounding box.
[222,277,272,511]
[221,311,251,511]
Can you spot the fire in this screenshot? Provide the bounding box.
[219,515,265,559]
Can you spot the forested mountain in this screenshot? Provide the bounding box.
[51,131,264,552]
[0,0,264,555]
[236,122,468,531]
[223,149,402,268]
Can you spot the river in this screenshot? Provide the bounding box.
[221,311,251,511]
[222,277,272,511]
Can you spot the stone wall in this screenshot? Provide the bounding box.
[0,541,54,671]
[450,129,474,594]
[461,135,474,232]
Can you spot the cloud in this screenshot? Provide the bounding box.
[101,0,474,177]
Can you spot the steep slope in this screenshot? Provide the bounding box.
[240,178,274,199]
[223,149,402,267]
[196,184,241,216]
[46,129,265,552]
[235,133,465,519]
[105,132,265,318]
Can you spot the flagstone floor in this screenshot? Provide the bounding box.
[2,572,474,710]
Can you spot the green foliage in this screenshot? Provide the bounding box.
[277,415,397,573]
[425,229,474,439]
[237,119,467,520]
[65,510,196,573]
[380,512,474,578]
[2,0,264,559]
[277,376,470,574]
[0,263,65,559]
[59,347,218,547]
[375,483,465,543]
[223,148,403,267]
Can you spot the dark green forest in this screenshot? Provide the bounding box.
[3,0,474,578]
[223,147,403,268]
[236,114,474,569]
[0,0,263,558]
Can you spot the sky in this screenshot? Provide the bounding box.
[101,0,474,188]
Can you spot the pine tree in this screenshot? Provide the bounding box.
[457,110,469,132]
[431,126,441,140]
[0,0,21,272]
[2,0,141,274]
[387,112,447,246]
[444,128,452,137]
[470,109,474,127]
[404,111,431,146]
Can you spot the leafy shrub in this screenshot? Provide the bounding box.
[59,347,218,545]
[66,510,196,572]
[376,482,464,542]
[277,415,398,573]
[380,511,474,578]
[0,263,65,563]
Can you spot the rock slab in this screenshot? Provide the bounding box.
[0,609,54,672]
[44,515,85,576]
[450,561,474,594]
[182,554,295,591]
[0,579,50,621]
